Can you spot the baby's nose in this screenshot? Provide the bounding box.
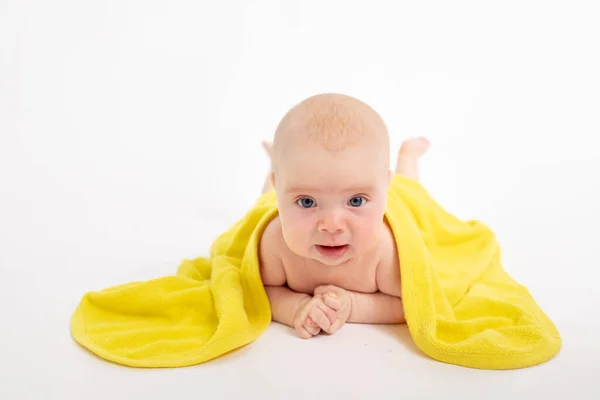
[318,211,346,233]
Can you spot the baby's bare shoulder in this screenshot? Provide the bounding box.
[258,216,287,286]
[375,222,402,297]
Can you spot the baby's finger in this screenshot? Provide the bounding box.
[303,320,320,336]
[308,307,331,331]
[314,285,335,297]
[323,294,341,310]
[295,324,314,339]
[328,318,346,334]
[316,301,337,325]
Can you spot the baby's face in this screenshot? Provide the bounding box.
[274,142,390,266]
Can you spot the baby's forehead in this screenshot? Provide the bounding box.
[278,157,384,194]
[281,139,386,168]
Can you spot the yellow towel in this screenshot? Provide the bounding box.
[70,175,561,369]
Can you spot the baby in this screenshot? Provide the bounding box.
[258,93,429,339]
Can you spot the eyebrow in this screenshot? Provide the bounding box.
[284,185,377,195]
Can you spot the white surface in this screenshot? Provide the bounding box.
[1,1,599,399]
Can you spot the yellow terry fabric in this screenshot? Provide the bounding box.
[70,175,561,369]
[385,175,561,369]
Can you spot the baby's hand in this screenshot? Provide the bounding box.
[314,285,353,334]
[293,295,337,339]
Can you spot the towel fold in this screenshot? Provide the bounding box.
[70,175,561,369]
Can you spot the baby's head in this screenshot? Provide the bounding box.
[269,93,392,266]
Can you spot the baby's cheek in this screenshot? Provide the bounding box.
[282,222,312,252]
[288,228,308,245]
[355,221,382,247]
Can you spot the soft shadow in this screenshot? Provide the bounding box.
[273,321,428,359]
[373,323,428,359]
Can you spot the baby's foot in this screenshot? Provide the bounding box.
[262,140,273,160]
[399,137,430,159]
[395,137,429,179]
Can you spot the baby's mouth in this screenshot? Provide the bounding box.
[315,244,349,258]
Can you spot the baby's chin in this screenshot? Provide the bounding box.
[309,245,356,266]
[314,257,352,267]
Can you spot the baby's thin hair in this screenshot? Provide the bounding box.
[274,93,388,154]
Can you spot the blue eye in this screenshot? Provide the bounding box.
[348,197,366,207]
[297,198,315,208]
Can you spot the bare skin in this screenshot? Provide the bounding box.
[261,137,429,194]
[260,138,428,337]
[257,93,429,338]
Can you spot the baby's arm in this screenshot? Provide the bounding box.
[347,255,405,324]
[258,221,308,328]
[314,259,405,325]
[347,291,405,324]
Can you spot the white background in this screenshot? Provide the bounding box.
[1,0,599,399]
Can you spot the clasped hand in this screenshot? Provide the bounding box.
[293,285,353,339]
